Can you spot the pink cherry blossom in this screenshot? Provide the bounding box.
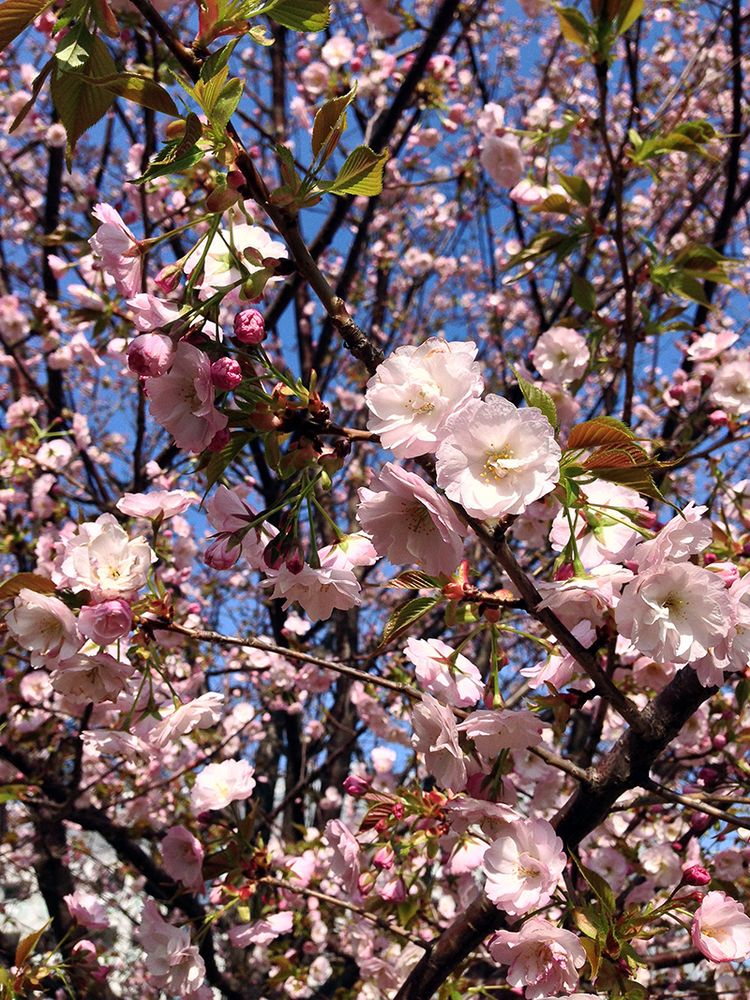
[710,360,750,415]
[365,339,484,458]
[89,204,143,297]
[436,395,561,518]
[531,326,590,385]
[161,826,205,890]
[116,489,197,520]
[488,917,586,999]
[64,890,109,931]
[127,333,175,376]
[266,563,361,621]
[691,891,750,962]
[78,599,133,645]
[149,692,224,747]
[457,708,544,757]
[5,589,81,660]
[145,341,228,453]
[51,652,133,703]
[229,911,294,947]
[411,693,467,791]
[480,134,524,187]
[357,463,467,576]
[59,513,155,599]
[483,818,566,915]
[549,480,648,570]
[324,819,361,894]
[138,900,206,995]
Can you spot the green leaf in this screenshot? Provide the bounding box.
[556,5,590,47]
[516,371,558,428]
[87,73,179,116]
[577,861,616,914]
[0,572,57,599]
[264,0,329,30]
[8,55,53,132]
[0,0,54,52]
[199,37,241,83]
[379,595,440,648]
[55,21,93,71]
[325,145,388,197]
[617,0,643,34]
[535,192,571,215]
[386,570,441,590]
[556,171,592,207]
[137,112,204,182]
[0,783,27,803]
[208,76,243,129]
[571,274,596,312]
[312,83,356,161]
[51,34,117,164]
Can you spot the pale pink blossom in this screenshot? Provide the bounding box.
[5,589,81,659]
[404,637,484,708]
[266,563,361,621]
[59,513,155,599]
[510,179,550,206]
[138,900,206,995]
[710,360,750,416]
[161,826,204,891]
[145,341,228,453]
[126,293,184,332]
[321,34,353,68]
[477,103,506,136]
[365,339,484,459]
[205,485,278,569]
[325,819,361,894]
[411,693,467,791]
[116,489,196,520]
[457,709,543,758]
[64,890,109,931]
[89,204,142,297]
[229,911,294,947]
[184,223,288,300]
[488,917,586,999]
[150,693,224,747]
[78,599,133,645]
[691,891,750,962]
[483,818,566,915]
[687,330,738,361]
[357,464,466,576]
[480,134,524,187]
[191,759,256,813]
[531,327,590,385]
[615,562,728,665]
[634,502,711,571]
[318,532,379,571]
[361,0,401,36]
[436,395,561,518]
[549,480,648,569]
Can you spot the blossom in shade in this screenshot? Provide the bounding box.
[411,693,467,791]
[89,204,142,297]
[138,900,206,995]
[191,759,256,813]
[64,890,109,931]
[116,489,197,520]
[365,339,483,459]
[483,818,566,915]
[59,513,155,599]
[436,395,561,519]
[51,652,133,703]
[357,463,467,576]
[161,826,205,891]
[457,708,543,758]
[691,891,750,962]
[145,341,228,453]
[488,917,586,999]
[615,562,728,665]
[229,911,294,948]
[531,326,590,385]
[404,637,484,708]
[5,589,81,660]
[78,599,133,645]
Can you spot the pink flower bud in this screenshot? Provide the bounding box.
[377,876,406,902]
[343,774,371,797]
[233,308,266,345]
[127,333,174,377]
[204,536,240,570]
[712,733,727,750]
[690,812,712,833]
[211,357,243,390]
[78,599,133,645]
[683,865,712,886]
[207,428,231,452]
[154,262,182,294]
[709,409,729,427]
[373,845,395,871]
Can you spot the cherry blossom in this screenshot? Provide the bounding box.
[483,818,566,915]
[488,917,586,998]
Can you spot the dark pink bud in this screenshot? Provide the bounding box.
[343,774,371,797]
[285,551,304,575]
[204,537,240,570]
[712,733,727,750]
[127,333,174,377]
[554,563,575,581]
[391,802,404,820]
[154,262,182,294]
[682,865,711,886]
[689,812,712,833]
[703,552,717,565]
[709,409,729,428]
[211,357,243,390]
[373,845,395,871]
[207,428,231,452]
[233,308,266,345]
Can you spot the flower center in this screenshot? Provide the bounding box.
[404,501,433,535]
[483,446,515,481]
[405,381,440,415]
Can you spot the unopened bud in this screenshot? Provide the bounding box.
[234,308,266,345]
[211,357,243,391]
[682,865,711,886]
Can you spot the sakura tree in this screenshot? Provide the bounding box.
[1,0,749,997]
